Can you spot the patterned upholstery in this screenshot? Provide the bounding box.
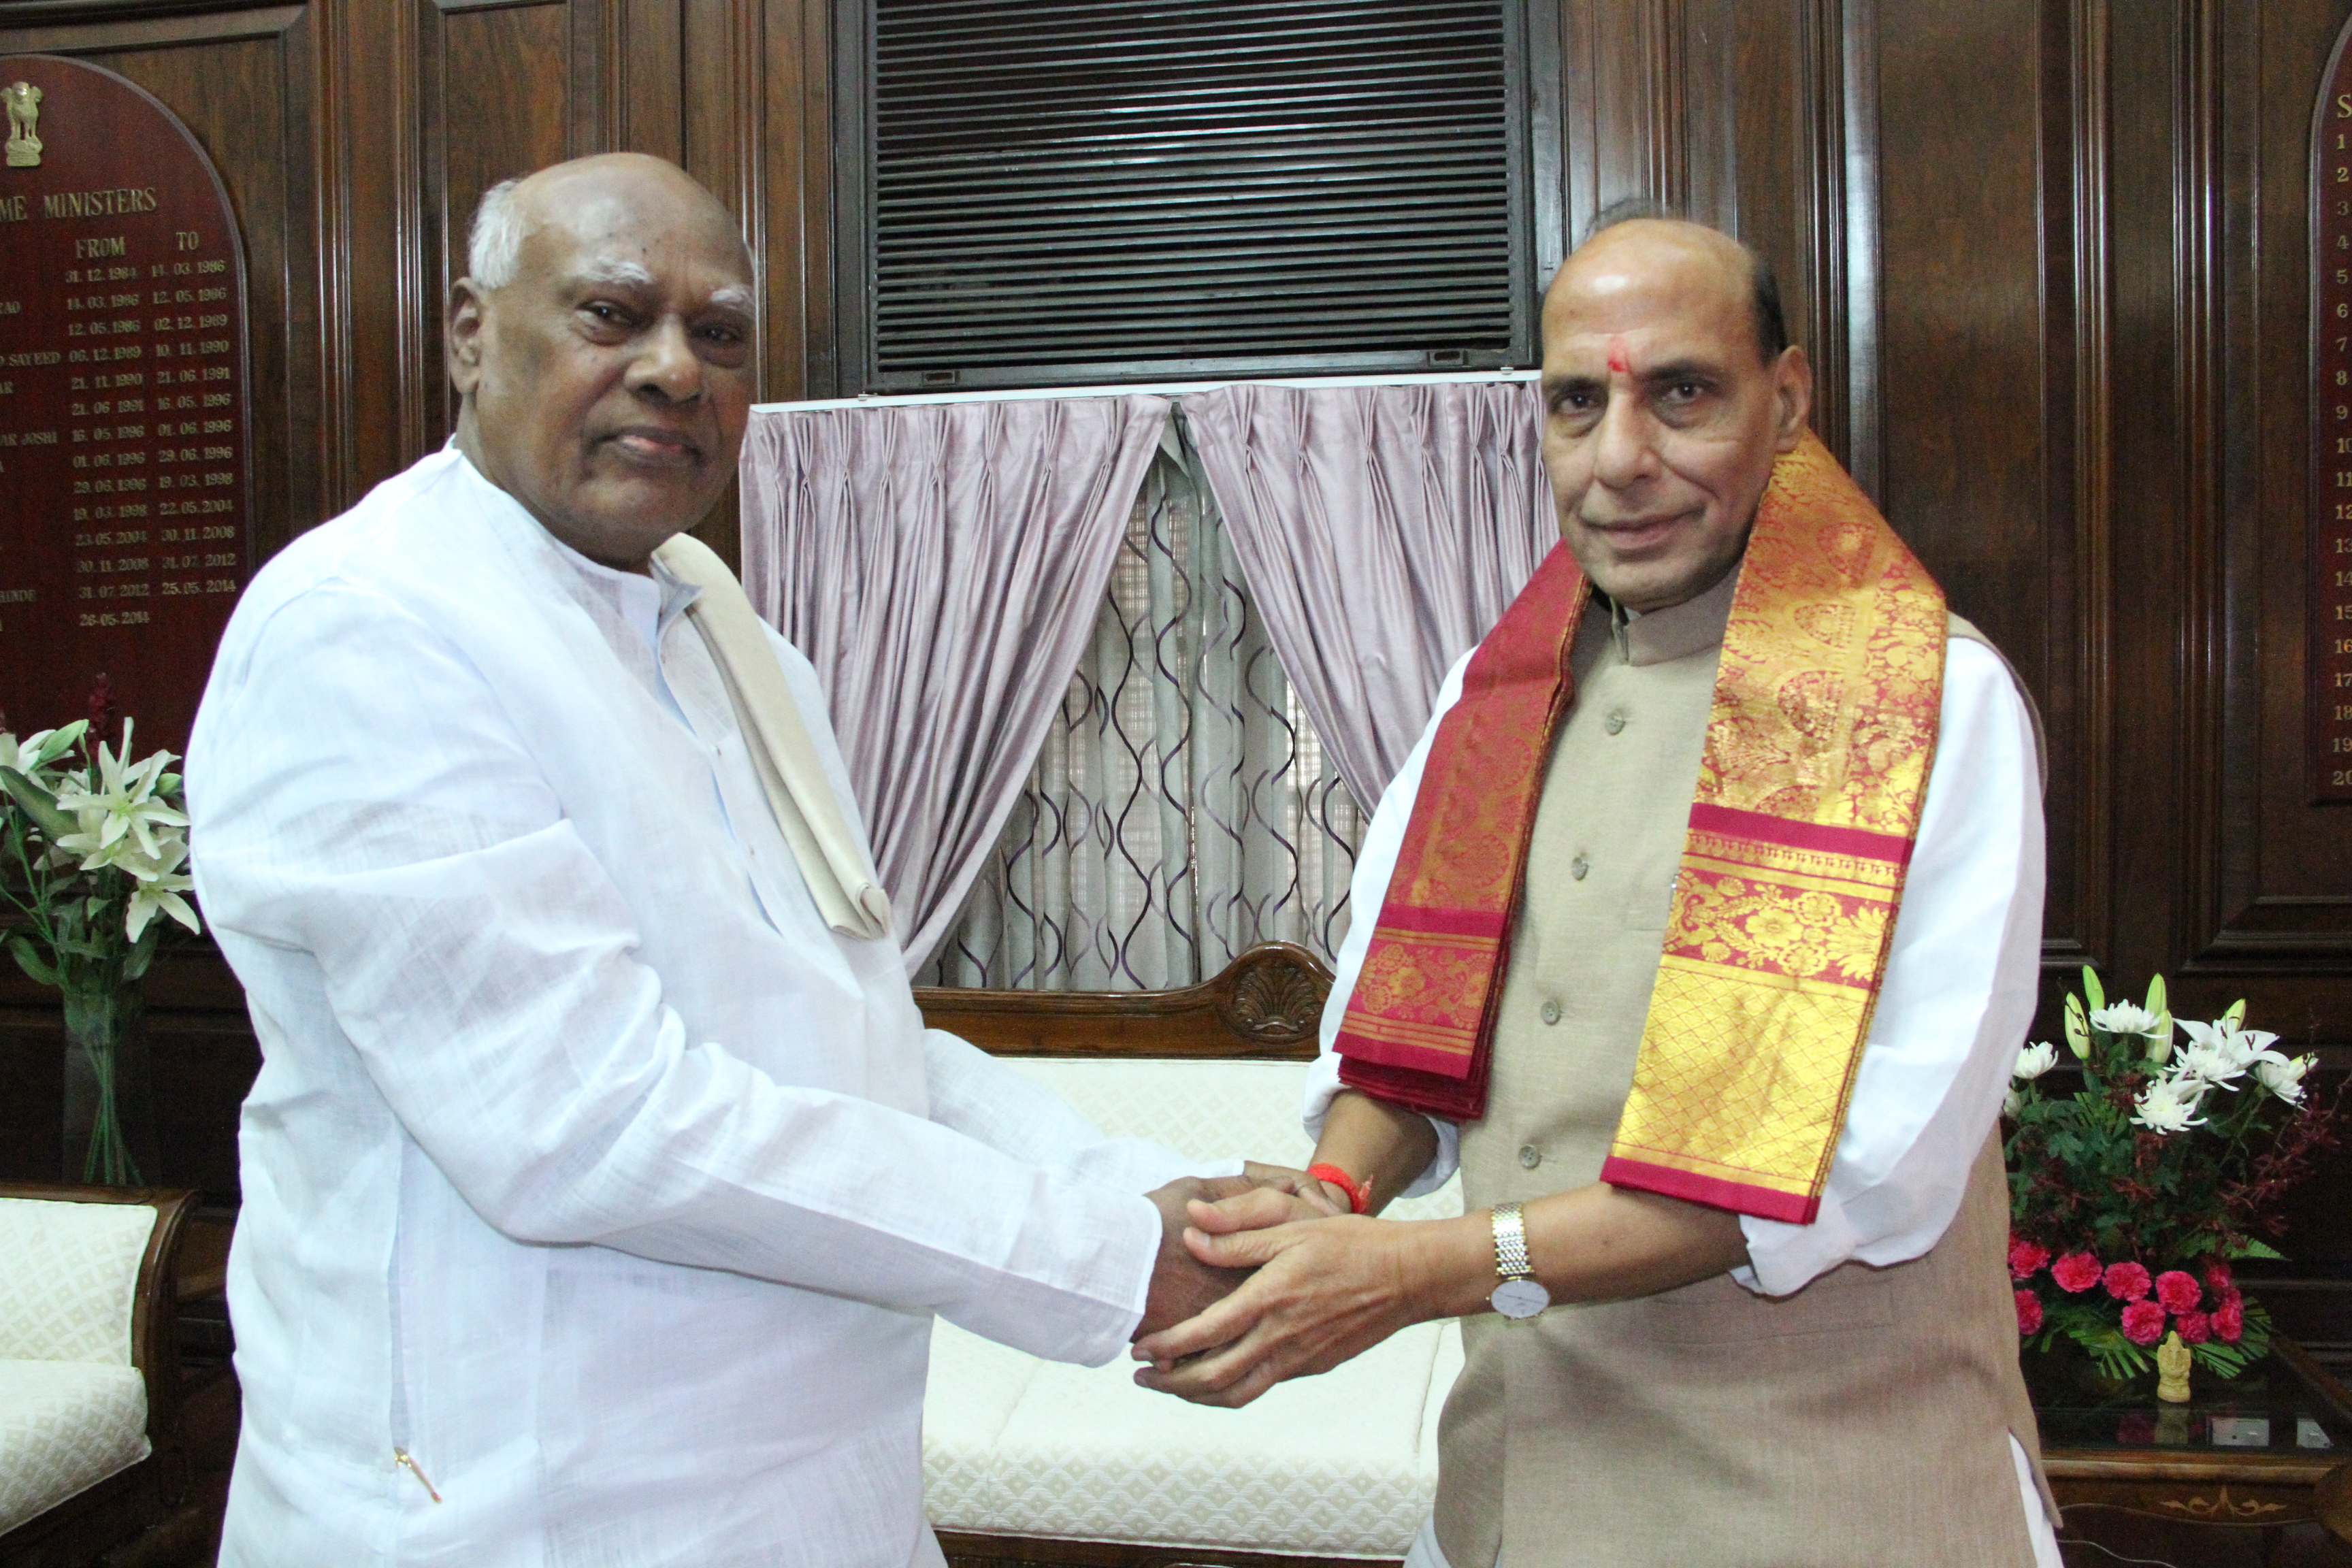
[0,1198,156,1365]
[924,1058,1464,1557]
[0,1361,150,1535]
[0,1198,159,1535]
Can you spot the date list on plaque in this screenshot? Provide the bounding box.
[0,54,250,759]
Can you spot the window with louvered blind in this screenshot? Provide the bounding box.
[834,0,1553,391]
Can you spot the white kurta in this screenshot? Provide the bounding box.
[188,448,1211,1568]
[1304,606,2063,1567]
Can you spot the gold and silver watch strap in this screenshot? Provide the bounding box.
[1488,1202,1551,1320]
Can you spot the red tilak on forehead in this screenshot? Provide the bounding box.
[1607,336,1633,374]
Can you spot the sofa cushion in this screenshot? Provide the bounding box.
[925,1317,1459,1559]
[923,1056,1466,1557]
[0,1359,150,1534]
[0,1198,157,1365]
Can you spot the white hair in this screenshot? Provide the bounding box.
[468,178,528,290]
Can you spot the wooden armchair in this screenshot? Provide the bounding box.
[0,1183,199,1568]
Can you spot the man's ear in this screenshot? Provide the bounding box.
[446,278,489,397]
[1769,344,1814,452]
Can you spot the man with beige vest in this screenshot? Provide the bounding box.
[1133,214,2063,1567]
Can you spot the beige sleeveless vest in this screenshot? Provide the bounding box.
[1435,572,2055,1568]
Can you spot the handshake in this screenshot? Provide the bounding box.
[1128,1163,1431,1411]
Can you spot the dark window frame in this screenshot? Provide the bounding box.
[830,0,1565,394]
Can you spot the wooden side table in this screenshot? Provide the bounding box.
[2034,1337,2352,1540]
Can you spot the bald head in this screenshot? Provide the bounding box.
[446,154,756,573]
[1535,215,1812,612]
[469,154,754,302]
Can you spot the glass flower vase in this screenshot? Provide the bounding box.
[60,972,158,1187]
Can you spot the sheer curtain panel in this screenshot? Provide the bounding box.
[739,395,1169,973]
[1183,380,1557,806]
[922,438,1364,991]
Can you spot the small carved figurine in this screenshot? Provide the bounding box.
[2155,1328,2193,1404]
[3,81,40,169]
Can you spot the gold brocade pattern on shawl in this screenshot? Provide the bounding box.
[1602,436,1946,1220]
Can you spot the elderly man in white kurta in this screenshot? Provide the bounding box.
[1134,218,2064,1567]
[187,154,1263,1568]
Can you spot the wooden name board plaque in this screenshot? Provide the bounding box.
[0,54,250,760]
[2316,22,2352,802]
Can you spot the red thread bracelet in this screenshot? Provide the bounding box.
[1306,1162,1371,1215]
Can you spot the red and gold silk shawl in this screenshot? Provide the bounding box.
[1333,434,1948,1224]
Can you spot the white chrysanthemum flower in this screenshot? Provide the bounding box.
[2091,1000,2164,1035]
[2253,1052,2313,1107]
[2004,1086,2023,1118]
[2132,1076,2207,1134]
[2013,1041,2060,1081]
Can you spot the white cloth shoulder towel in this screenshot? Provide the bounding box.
[651,533,894,941]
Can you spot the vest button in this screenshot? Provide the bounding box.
[1519,1144,1542,1169]
[1540,999,1562,1025]
[1569,855,1589,881]
[1605,710,1627,734]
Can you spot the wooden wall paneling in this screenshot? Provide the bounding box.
[2180,0,2352,1031]
[607,0,683,163]
[762,0,830,401]
[1552,0,1687,238]
[2034,0,2115,980]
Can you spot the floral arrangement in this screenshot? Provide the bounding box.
[0,699,202,1184]
[2004,969,2336,1383]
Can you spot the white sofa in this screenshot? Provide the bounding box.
[924,1057,1465,1563]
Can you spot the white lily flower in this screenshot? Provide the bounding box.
[52,721,187,868]
[0,729,54,777]
[2253,1051,2313,1106]
[2176,1017,2278,1069]
[2132,1075,2207,1134]
[2013,1041,2060,1081]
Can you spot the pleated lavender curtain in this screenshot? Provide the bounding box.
[739,395,1170,973]
[1182,380,1557,808]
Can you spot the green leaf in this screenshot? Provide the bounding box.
[2081,966,2106,1014]
[0,765,78,843]
[2232,1239,2286,1260]
[5,934,58,987]
[122,920,161,983]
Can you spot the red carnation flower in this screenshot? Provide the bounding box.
[2014,1288,2042,1336]
[2214,1296,2245,1343]
[2121,1299,2167,1345]
[2154,1270,2202,1313]
[2175,1310,2212,1344]
[2101,1260,2152,1302]
[2009,1238,2051,1280]
[2051,1252,2104,1293]
[2203,1260,2234,1294]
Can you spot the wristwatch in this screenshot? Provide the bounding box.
[1488,1202,1551,1320]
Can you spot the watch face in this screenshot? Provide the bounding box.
[1490,1277,1551,1320]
